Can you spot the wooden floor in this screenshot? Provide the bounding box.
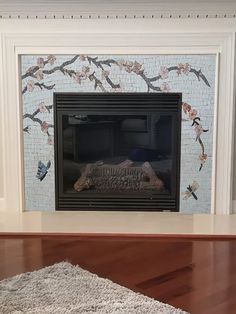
[0,236,236,314]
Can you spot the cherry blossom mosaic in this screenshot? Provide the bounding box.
[21,54,216,212]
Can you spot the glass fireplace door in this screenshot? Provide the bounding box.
[54,93,181,211]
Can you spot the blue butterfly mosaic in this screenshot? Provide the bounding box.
[36,160,51,181]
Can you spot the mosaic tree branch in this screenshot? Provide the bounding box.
[198,137,207,171]
[88,72,107,92]
[21,55,78,80]
[23,105,53,137]
[42,55,80,76]
[136,65,210,91]
[21,55,118,92]
[87,56,118,70]
[58,67,107,92]
[21,59,49,80]
[192,117,209,171]
[198,137,205,155]
[86,56,211,88]
[22,82,56,95]
[22,55,210,95]
[139,72,162,92]
[87,56,161,91]
[149,67,210,87]
[87,56,120,89]
[182,102,209,171]
[84,56,161,91]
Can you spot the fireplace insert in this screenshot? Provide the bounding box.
[54,93,182,211]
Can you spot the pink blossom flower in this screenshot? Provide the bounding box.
[75,73,82,84]
[189,109,197,120]
[199,153,207,163]
[119,60,133,73]
[125,67,132,73]
[75,70,88,84]
[159,66,169,79]
[27,80,35,92]
[182,102,191,114]
[116,59,126,69]
[35,69,44,81]
[37,57,45,68]
[117,59,143,74]
[124,63,133,73]
[47,55,56,65]
[177,63,191,75]
[160,82,171,92]
[48,135,54,145]
[82,66,90,74]
[126,61,134,67]
[79,55,87,61]
[38,102,47,113]
[132,61,143,74]
[41,121,49,133]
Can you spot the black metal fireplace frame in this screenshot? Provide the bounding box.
[54,92,182,212]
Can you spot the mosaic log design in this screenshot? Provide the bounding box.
[21,54,213,206]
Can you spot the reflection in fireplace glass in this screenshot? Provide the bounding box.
[62,113,173,196]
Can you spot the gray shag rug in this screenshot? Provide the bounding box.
[0,262,189,314]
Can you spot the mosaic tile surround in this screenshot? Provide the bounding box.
[21,54,216,213]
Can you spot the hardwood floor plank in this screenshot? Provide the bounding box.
[136,264,194,289]
[0,236,235,314]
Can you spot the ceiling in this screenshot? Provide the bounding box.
[0,0,235,18]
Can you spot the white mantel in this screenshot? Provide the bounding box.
[0,16,235,214]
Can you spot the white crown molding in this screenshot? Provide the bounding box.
[0,1,236,19]
[0,13,236,20]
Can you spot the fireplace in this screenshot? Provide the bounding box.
[54,93,182,211]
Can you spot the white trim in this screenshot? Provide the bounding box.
[10,32,231,49]
[17,47,220,55]
[214,34,236,214]
[210,52,220,214]
[0,31,235,214]
[2,34,22,212]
